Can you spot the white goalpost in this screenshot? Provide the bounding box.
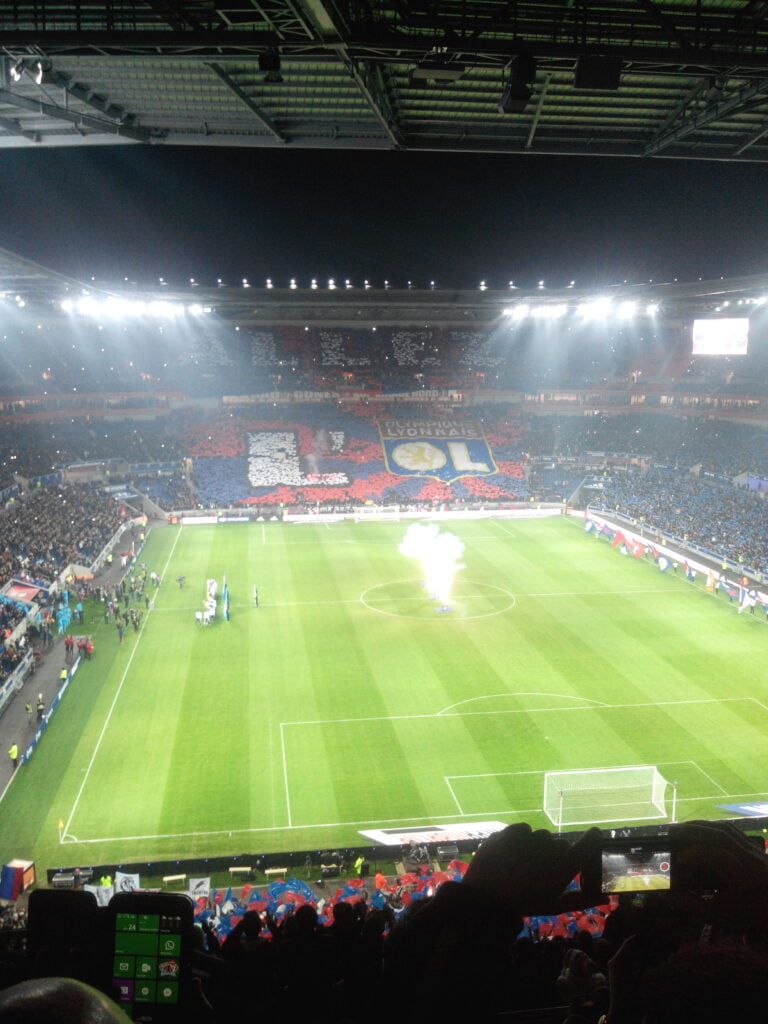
[543,765,671,830]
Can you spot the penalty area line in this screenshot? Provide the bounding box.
[54,808,544,846]
[57,786,768,846]
[61,526,183,842]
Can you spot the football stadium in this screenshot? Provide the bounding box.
[3,2,768,1019]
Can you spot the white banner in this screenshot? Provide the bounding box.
[359,821,507,846]
[85,884,114,907]
[114,871,141,893]
[188,877,211,899]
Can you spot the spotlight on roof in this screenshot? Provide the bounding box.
[498,53,536,114]
[646,302,660,315]
[10,59,23,82]
[259,49,283,84]
[617,300,636,318]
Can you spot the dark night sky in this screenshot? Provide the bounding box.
[0,145,766,290]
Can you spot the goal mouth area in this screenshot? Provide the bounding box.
[543,766,669,828]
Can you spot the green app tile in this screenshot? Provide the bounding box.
[134,957,156,978]
[157,933,180,956]
[157,982,178,1004]
[134,981,156,1003]
[113,956,134,978]
[138,914,160,932]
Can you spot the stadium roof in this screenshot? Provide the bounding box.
[2,2,768,159]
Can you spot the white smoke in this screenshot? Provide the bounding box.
[399,523,465,607]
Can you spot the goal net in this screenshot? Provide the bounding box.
[543,766,669,829]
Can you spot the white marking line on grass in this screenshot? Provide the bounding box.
[61,526,183,844]
[68,693,766,846]
[58,808,546,846]
[445,761,695,781]
[149,587,692,615]
[278,696,762,729]
[280,723,292,827]
[60,784,768,845]
[444,777,465,815]
[690,760,729,795]
[437,692,610,715]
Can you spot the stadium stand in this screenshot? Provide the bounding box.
[4,302,768,1022]
[0,485,125,589]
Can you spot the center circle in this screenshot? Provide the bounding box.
[359,578,516,620]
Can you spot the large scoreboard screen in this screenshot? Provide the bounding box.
[692,318,749,356]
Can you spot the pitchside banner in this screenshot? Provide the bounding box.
[360,821,508,846]
[378,419,497,482]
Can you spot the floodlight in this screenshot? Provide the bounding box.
[266,278,273,288]
[578,297,612,318]
[328,278,336,289]
[10,60,23,82]
[531,303,567,318]
[188,303,204,315]
[617,300,636,318]
[60,299,73,313]
[311,279,318,289]
[646,302,660,315]
[76,297,99,315]
[289,278,297,289]
[510,304,529,320]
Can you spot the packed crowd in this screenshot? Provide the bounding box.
[527,413,768,478]
[591,468,768,572]
[0,485,124,589]
[0,418,186,487]
[9,313,768,405]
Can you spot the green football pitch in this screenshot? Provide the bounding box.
[3,515,768,873]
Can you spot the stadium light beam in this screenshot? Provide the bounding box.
[531,303,567,319]
[578,297,612,319]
